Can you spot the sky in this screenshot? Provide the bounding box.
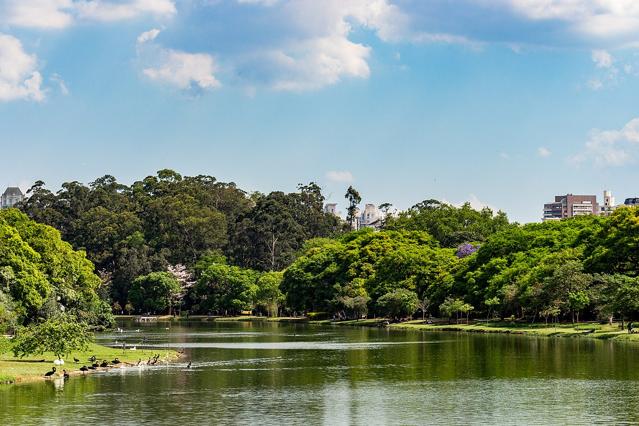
[2,0,639,223]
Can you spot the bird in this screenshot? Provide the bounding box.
[187,361,192,369]
[111,358,121,365]
[80,366,89,373]
[100,360,109,368]
[63,370,70,380]
[89,355,97,362]
[44,367,56,377]
[53,359,65,366]
[136,358,142,366]
[73,357,80,363]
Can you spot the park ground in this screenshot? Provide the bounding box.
[0,342,180,385]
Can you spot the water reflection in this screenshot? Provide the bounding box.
[2,321,639,425]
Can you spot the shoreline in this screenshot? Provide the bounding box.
[0,342,181,386]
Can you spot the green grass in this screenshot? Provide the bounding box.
[0,341,179,385]
[388,320,639,340]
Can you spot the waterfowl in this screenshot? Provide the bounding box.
[136,358,142,366]
[53,359,65,366]
[80,366,89,372]
[44,367,56,377]
[100,360,109,368]
[187,361,192,369]
[111,358,121,365]
[63,370,70,380]
[89,355,97,362]
[73,357,80,363]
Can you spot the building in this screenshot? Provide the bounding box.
[543,193,599,221]
[358,204,384,230]
[323,203,339,216]
[624,198,639,206]
[600,190,617,216]
[1,187,24,209]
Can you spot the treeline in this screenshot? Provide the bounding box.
[19,170,344,309]
[286,207,639,324]
[0,210,112,333]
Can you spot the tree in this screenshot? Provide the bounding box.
[484,296,500,320]
[439,298,467,323]
[377,289,419,319]
[255,272,285,317]
[344,186,361,230]
[128,272,181,314]
[416,297,430,321]
[12,316,92,360]
[568,291,590,323]
[195,262,259,315]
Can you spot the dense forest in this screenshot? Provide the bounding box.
[3,169,639,329]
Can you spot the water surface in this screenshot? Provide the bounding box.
[2,321,639,425]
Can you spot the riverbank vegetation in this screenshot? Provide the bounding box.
[7,170,639,330]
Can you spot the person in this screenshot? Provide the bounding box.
[628,322,633,334]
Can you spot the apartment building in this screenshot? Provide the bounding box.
[543,193,599,221]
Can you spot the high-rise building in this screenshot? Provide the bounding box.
[543,194,599,221]
[624,198,639,206]
[1,187,24,209]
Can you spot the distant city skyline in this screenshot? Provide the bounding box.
[2,1,639,223]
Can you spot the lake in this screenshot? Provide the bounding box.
[2,320,639,425]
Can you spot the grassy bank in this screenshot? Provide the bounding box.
[115,315,309,323]
[0,341,180,385]
[382,320,639,341]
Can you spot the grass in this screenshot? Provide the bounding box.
[387,320,639,341]
[0,341,180,385]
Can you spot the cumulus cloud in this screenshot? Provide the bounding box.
[326,170,354,183]
[1,0,175,29]
[137,29,220,92]
[0,34,45,102]
[506,0,639,40]
[571,117,639,167]
[537,146,551,157]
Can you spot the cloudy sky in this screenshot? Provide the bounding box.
[2,0,639,222]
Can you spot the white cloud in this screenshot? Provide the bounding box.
[3,0,74,29]
[499,152,510,159]
[537,146,551,157]
[506,0,639,39]
[325,170,354,183]
[0,34,45,102]
[138,30,220,92]
[571,117,639,167]
[267,36,370,91]
[592,49,613,68]
[137,28,160,44]
[1,0,175,29]
[236,0,280,6]
[75,0,176,22]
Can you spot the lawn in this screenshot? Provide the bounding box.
[0,341,180,384]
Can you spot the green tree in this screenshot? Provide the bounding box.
[377,289,419,319]
[129,272,181,314]
[12,316,92,360]
[344,186,361,229]
[255,272,285,317]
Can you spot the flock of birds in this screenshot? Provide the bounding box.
[44,353,191,379]
[43,327,192,380]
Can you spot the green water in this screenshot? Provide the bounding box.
[2,321,639,425]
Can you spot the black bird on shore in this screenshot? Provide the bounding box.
[63,370,70,380]
[187,361,192,369]
[73,357,80,363]
[44,367,56,377]
[100,360,109,368]
[80,366,89,373]
[111,358,121,365]
[89,355,96,362]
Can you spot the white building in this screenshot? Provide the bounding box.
[600,190,617,216]
[1,187,24,209]
[358,204,383,230]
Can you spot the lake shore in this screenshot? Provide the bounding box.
[0,342,181,385]
[182,315,639,342]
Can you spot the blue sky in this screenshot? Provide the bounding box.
[2,0,639,223]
